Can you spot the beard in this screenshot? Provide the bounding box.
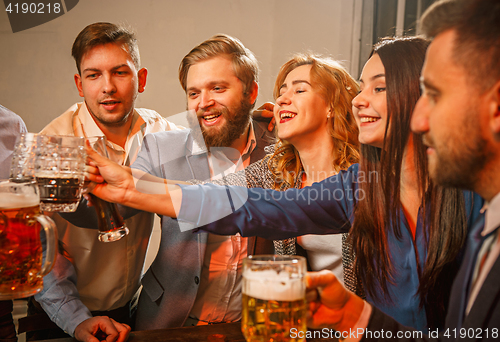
[427,112,493,190]
[196,98,253,149]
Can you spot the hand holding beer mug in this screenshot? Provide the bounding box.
[34,135,86,212]
[86,136,129,242]
[242,255,307,342]
[0,180,57,300]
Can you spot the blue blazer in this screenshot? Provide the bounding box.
[366,216,500,341]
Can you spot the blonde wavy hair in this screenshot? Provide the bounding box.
[269,54,360,189]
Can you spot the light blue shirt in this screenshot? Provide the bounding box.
[0,104,27,178]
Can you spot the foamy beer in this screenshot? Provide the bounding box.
[34,135,86,212]
[242,255,307,342]
[0,180,57,300]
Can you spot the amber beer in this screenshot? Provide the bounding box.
[0,194,43,299]
[241,256,307,342]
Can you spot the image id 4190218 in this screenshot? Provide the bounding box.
[3,0,79,33]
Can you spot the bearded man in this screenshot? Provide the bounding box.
[131,33,276,330]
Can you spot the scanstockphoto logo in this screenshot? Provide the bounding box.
[3,0,79,33]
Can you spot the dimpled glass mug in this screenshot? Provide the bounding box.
[34,135,86,212]
[0,179,58,300]
[242,255,307,342]
[9,132,38,182]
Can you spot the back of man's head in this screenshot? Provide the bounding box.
[72,22,141,75]
[178,33,259,96]
[420,0,500,92]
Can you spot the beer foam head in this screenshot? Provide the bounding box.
[0,193,39,209]
[243,269,305,301]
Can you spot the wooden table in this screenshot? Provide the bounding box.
[40,322,336,341]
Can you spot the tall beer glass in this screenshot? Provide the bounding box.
[86,136,129,242]
[242,255,307,342]
[0,180,58,300]
[34,135,86,212]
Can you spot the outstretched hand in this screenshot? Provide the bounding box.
[85,142,181,218]
[306,270,365,332]
[74,316,131,342]
[85,142,135,205]
[252,102,276,132]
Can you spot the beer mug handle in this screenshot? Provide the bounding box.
[34,215,58,276]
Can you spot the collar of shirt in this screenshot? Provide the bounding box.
[466,191,500,315]
[483,192,500,236]
[208,123,256,179]
[191,135,208,156]
[76,102,146,166]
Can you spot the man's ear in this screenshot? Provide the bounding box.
[488,79,500,139]
[74,74,84,97]
[248,81,259,105]
[138,68,148,93]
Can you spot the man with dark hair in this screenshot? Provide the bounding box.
[305,0,500,340]
[18,22,181,342]
[71,22,141,76]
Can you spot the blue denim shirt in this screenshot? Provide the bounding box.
[35,253,91,336]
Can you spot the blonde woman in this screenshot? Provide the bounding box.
[188,53,360,289]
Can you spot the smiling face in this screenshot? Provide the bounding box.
[74,43,146,127]
[185,55,258,147]
[274,64,331,145]
[352,54,388,149]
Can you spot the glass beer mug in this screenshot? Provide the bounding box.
[0,180,57,300]
[9,132,38,182]
[242,255,307,342]
[34,135,86,212]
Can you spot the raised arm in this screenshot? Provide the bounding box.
[87,142,358,240]
[177,166,356,239]
[85,144,182,218]
[189,154,275,188]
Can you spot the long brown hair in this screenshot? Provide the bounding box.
[268,54,360,188]
[350,36,467,328]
